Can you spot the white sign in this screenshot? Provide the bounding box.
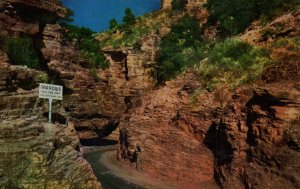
[39,83,63,100]
[39,83,63,123]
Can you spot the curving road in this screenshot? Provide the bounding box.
[83,145,144,189]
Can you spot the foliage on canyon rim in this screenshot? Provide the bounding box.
[171,0,188,11]
[60,9,109,69]
[195,39,270,89]
[98,10,170,48]
[205,0,298,36]
[157,15,202,82]
[108,7,137,34]
[123,8,136,26]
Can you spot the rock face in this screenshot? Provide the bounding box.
[0,0,65,36]
[210,84,300,189]
[240,12,300,45]
[161,0,172,9]
[103,35,158,98]
[118,66,300,188]
[118,71,219,188]
[0,118,101,189]
[41,24,124,144]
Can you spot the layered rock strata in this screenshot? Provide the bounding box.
[102,34,158,99]
[118,68,300,188]
[0,118,101,189]
[41,24,124,144]
[118,71,219,188]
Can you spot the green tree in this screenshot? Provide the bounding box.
[122,8,136,26]
[109,18,119,30]
[171,0,188,11]
[157,16,202,82]
[62,25,109,69]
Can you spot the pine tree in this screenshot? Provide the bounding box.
[171,0,188,11]
[109,18,118,30]
[122,8,136,26]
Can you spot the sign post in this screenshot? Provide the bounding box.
[39,83,63,123]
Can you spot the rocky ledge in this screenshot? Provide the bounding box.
[0,117,101,189]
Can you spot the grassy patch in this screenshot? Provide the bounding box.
[194,39,270,89]
[269,37,300,61]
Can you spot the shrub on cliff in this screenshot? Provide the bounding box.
[2,36,40,69]
[157,15,202,82]
[195,39,270,89]
[206,0,297,36]
[171,0,188,11]
[98,10,167,48]
[62,25,109,69]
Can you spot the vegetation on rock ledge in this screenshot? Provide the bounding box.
[1,36,40,69]
[97,10,175,48]
[157,15,202,82]
[206,0,298,36]
[195,39,270,89]
[60,8,109,70]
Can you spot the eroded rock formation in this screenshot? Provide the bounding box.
[118,66,300,188]
[118,71,219,188]
[102,34,158,101]
[41,24,124,144]
[0,118,101,188]
[116,10,300,188]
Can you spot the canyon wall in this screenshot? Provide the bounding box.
[116,10,300,189]
[118,67,300,189]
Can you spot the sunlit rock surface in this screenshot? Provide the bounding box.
[0,118,101,188]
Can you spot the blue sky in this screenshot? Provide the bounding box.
[61,0,161,32]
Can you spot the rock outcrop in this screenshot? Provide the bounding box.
[161,0,172,9]
[116,9,300,187]
[0,118,101,189]
[102,34,158,101]
[41,24,124,144]
[0,0,65,36]
[210,83,300,189]
[0,51,46,118]
[118,71,219,188]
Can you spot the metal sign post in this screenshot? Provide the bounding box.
[39,83,63,123]
[48,98,53,123]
